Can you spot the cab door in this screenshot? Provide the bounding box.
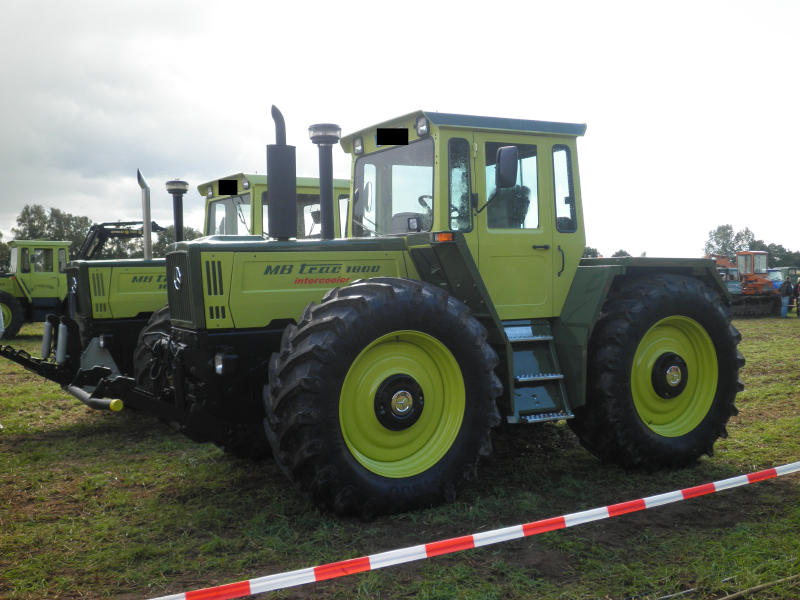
[18,246,60,300]
[473,133,554,320]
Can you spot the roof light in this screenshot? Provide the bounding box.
[354,137,364,155]
[415,116,429,137]
[242,177,250,190]
[206,184,213,199]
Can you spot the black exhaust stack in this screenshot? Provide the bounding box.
[266,106,297,241]
[309,123,341,239]
[165,179,188,242]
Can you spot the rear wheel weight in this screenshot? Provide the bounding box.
[264,277,502,516]
[569,274,742,468]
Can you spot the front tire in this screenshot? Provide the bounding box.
[0,291,24,339]
[569,274,743,468]
[265,278,502,516]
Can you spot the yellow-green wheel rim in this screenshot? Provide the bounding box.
[0,302,12,330]
[631,316,717,437]
[339,330,465,478]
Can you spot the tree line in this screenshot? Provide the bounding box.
[584,225,799,266]
[0,204,200,272]
[704,224,800,266]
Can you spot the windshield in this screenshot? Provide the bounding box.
[207,193,251,235]
[352,138,434,237]
[754,254,767,274]
[767,270,783,282]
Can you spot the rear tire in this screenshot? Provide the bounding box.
[133,305,270,459]
[133,305,172,396]
[0,291,24,339]
[265,277,502,516]
[569,274,743,468]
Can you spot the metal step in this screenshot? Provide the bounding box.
[517,410,574,424]
[504,323,554,344]
[514,372,564,384]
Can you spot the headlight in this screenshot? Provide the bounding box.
[415,116,429,136]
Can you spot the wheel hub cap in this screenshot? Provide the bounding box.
[651,352,689,399]
[391,390,414,416]
[665,365,682,387]
[374,374,424,431]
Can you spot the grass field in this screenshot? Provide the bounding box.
[1,318,799,599]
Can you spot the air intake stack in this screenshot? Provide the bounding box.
[166,179,189,242]
[309,123,341,240]
[266,106,297,241]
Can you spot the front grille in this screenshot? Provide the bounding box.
[166,252,193,324]
[205,260,224,296]
[91,272,105,297]
[66,267,81,318]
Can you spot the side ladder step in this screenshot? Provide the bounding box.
[515,372,564,384]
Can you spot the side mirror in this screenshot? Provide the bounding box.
[495,146,518,189]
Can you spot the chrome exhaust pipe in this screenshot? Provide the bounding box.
[137,169,152,260]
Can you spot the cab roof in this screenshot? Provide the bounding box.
[197,173,350,194]
[340,110,587,149]
[8,239,71,248]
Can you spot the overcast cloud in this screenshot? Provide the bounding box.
[1,0,798,257]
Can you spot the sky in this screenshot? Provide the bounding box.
[1,0,798,258]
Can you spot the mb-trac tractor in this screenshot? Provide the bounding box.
[1,170,343,419]
[1,240,71,339]
[1,221,165,340]
[6,107,744,517]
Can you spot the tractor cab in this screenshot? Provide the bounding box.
[340,111,587,320]
[200,173,350,239]
[736,250,774,295]
[6,240,71,316]
[0,240,71,338]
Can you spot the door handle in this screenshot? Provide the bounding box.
[558,245,565,277]
[532,244,550,250]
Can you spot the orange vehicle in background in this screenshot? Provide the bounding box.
[734,250,780,316]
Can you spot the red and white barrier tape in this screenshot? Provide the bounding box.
[149,460,800,600]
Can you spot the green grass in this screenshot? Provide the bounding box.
[1,318,799,599]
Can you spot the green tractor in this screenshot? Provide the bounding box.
[0,171,347,413]
[131,107,741,515]
[0,240,72,339]
[8,107,745,517]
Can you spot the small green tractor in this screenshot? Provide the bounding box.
[0,240,72,339]
[4,107,744,517]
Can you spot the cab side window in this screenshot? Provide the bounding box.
[21,248,30,273]
[33,248,53,272]
[448,138,472,231]
[58,249,67,273]
[553,145,577,232]
[485,142,538,229]
[338,194,349,237]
